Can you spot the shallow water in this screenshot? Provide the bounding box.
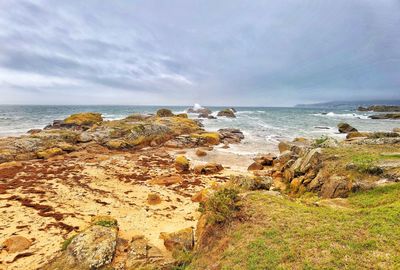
[0,105,398,155]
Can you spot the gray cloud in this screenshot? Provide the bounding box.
[0,0,399,106]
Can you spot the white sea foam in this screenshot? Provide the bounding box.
[313,112,369,119]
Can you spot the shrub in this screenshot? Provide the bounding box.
[201,188,240,224]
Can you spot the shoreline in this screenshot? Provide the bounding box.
[1,109,399,269]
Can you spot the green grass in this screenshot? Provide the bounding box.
[188,184,400,270]
[314,136,328,146]
[61,235,76,251]
[94,219,118,227]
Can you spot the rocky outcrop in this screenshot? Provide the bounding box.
[358,105,400,112]
[369,113,400,119]
[338,122,358,133]
[0,111,207,164]
[217,109,236,118]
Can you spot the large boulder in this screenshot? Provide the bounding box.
[218,128,244,144]
[320,176,351,198]
[337,122,358,133]
[45,222,118,270]
[156,108,174,117]
[217,109,236,118]
[64,112,103,126]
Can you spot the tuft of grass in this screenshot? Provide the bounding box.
[172,249,194,270]
[61,235,76,251]
[314,136,328,146]
[351,154,383,174]
[94,220,118,228]
[200,188,240,224]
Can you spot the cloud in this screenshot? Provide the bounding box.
[0,0,399,105]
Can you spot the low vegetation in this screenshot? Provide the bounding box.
[199,188,240,225]
[188,183,400,269]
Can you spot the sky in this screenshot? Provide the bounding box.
[0,0,399,106]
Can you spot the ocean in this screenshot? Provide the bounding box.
[0,105,399,155]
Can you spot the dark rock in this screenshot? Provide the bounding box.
[337,122,358,133]
[218,128,244,144]
[217,109,236,118]
[369,113,400,119]
[156,109,174,117]
[358,105,400,112]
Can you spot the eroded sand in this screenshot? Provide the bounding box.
[0,144,252,270]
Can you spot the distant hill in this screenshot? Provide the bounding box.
[295,100,400,109]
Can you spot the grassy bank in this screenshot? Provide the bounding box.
[187,183,400,270]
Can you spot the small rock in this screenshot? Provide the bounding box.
[2,236,32,253]
[147,193,162,205]
[175,155,190,172]
[150,175,184,186]
[194,163,223,174]
[195,149,207,157]
[247,162,264,171]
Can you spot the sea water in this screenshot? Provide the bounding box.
[0,105,398,155]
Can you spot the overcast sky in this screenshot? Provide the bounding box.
[0,0,399,106]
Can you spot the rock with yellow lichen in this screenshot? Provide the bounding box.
[63,112,103,126]
[36,147,64,159]
[175,155,190,172]
[191,132,220,145]
[156,108,174,117]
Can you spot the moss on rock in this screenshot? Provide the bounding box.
[64,112,103,126]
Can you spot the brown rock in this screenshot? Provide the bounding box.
[217,109,236,118]
[191,189,209,202]
[393,128,400,133]
[194,163,223,174]
[320,176,350,198]
[337,122,358,133]
[247,162,264,171]
[346,132,368,139]
[36,147,64,159]
[147,193,162,205]
[2,236,32,253]
[195,149,207,157]
[175,155,190,172]
[156,108,174,117]
[150,175,183,186]
[159,227,194,252]
[254,154,276,166]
